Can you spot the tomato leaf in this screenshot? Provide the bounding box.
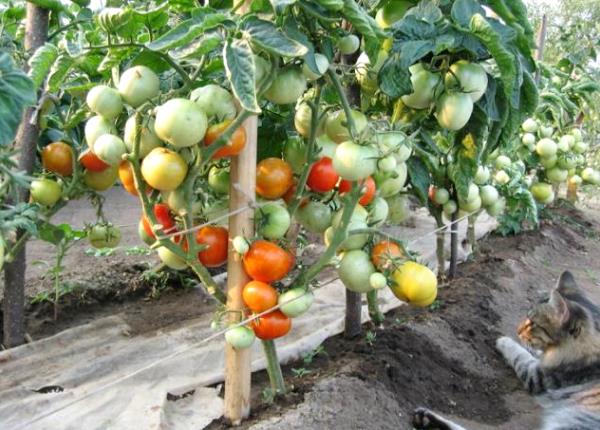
[341,0,383,62]
[146,12,227,52]
[269,0,297,14]
[406,157,431,205]
[28,43,58,88]
[242,16,308,57]
[0,53,35,147]
[169,33,222,59]
[451,0,485,27]
[378,54,412,99]
[404,0,443,24]
[224,39,261,114]
[47,54,75,93]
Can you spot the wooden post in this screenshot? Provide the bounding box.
[223,115,256,424]
[535,14,547,83]
[3,3,49,348]
[449,212,458,279]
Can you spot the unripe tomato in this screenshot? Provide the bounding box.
[536,138,557,158]
[521,118,539,133]
[118,161,139,195]
[283,137,307,174]
[242,280,278,312]
[251,310,291,340]
[338,250,376,293]
[225,326,255,349]
[88,223,121,248]
[278,288,314,318]
[435,92,474,131]
[539,125,554,138]
[391,261,437,307]
[118,65,160,108]
[338,176,376,206]
[479,185,499,207]
[540,154,557,169]
[460,195,481,212]
[444,60,488,102]
[333,141,378,181]
[571,128,583,142]
[154,98,207,148]
[474,166,490,185]
[208,166,230,194]
[157,246,187,270]
[572,140,588,154]
[521,133,536,146]
[338,34,360,55]
[431,187,450,205]
[302,53,329,81]
[85,115,116,148]
[402,64,441,109]
[307,156,339,193]
[386,194,410,224]
[93,134,126,166]
[296,201,332,234]
[190,84,237,121]
[569,175,583,186]
[41,142,73,176]
[123,116,162,158]
[79,149,109,172]
[83,165,118,191]
[375,0,413,28]
[255,203,291,240]
[162,189,186,214]
[294,103,325,139]
[355,50,389,94]
[378,155,397,172]
[325,109,367,143]
[530,182,554,204]
[374,163,408,197]
[486,197,506,217]
[558,135,574,151]
[376,131,411,162]
[243,240,294,283]
[30,178,61,207]
[546,167,568,184]
[370,272,388,290]
[86,85,123,119]
[369,196,389,227]
[494,170,510,185]
[232,236,250,255]
[371,240,404,271]
[196,226,228,267]
[141,147,188,191]
[256,158,293,199]
[316,134,337,159]
[203,119,247,159]
[495,155,511,170]
[443,200,457,217]
[264,68,307,105]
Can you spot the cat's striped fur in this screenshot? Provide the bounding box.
[413,271,600,430]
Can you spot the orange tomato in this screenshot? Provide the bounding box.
[41,142,73,176]
[79,149,110,172]
[371,240,404,271]
[251,310,291,340]
[243,240,294,283]
[118,161,138,195]
[203,120,247,159]
[195,226,228,267]
[256,158,293,199]
[242,280,278,313]
[338,176,376,206]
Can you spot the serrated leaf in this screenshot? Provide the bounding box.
[0,53,36,147]
[224,39,260,114]
[404,0,443,24]
[341,0,383,61]
[147,13,227,52]
[378,54,412,98]
[241,16,308,57]
[28,43,58,88]
[407,157,431,205]
[47,55,75,92]
[399,40,434,68]
[169,33,222,59]
[451,0,485,27]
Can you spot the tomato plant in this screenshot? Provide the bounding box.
[242,280,278,313]
[251,310,291,340]
[41,142,73,177]
[195,226,228,267]
[204,119,247,159]
[243,240,294,283]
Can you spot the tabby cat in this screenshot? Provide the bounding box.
[412,271,600,430]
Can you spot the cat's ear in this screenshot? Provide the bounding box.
[556,271,580,296]
[549,289,570,325]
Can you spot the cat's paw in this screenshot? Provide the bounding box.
[495,336,516,353]
[412,407,449,429]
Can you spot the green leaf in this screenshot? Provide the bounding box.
[270,0,297,13]
[404,0,443,24]
[314,0,344,11]
[47,54,75,93]
[378,54,412,98]
[519,70,538,117]
[224,39,260,114]
[241,16,308,57]
[147,13,227,52]
[0,52,35,147]
[38,222,65,245]
[399,40,434,68]
[169,33,222,59]
[407,157,431,205]
[451,0,485,27]
[131,50,172,74]
[28,43,58,88]
[341,0,383,61]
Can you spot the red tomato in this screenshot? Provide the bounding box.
[256,158,294,200]
[251,310,291,340]
[195,226,228,267]
[371,240,404,271]
[142,203,177,239]
[338,176,376,205]
[79,149,110,172]
[307,157,339,193]
[203,120,247,159]
[41,142,73,176]
[242,280,278,312]
[243,240,294,283]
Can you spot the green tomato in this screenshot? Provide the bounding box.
[84,165,119,191]
[460,195,482,212]
[331,204,369,226]
[521,118,539,133]
[572,140,588,154]
[355,50,388,94]
[157,246,187,270]
[539,125,554,138]
[479,185,499,207]
[368,197,389,227]
[386,194,410,224]
[30,178,61,207]
[85,115,116,148]
[88,223,121,249]
[264,68,307,105]
[530,182,554,204]
[463,183,480,202]
[316,134,337,159]
[118,66,160,108]
[521,133,536,146]
[494,170,510,185]
[378,155,397,172]
[540,154,557,169]
[208,166,230,195]
[374,163,408,197]
[435,92,473,131]
[86,85,123,119]
[296,201,333,234]
[375,0,414,28]
[494,155,511,170]
[474,166,490,185]
[486,196,506,217]
[569,175,583,186]
[558,135,574,151]
[232,236,250,255]
[337,218,370,251]
[279,288,314,318]
[571,128,583,142]
[443,200,457,217]
[444,60,488,102]
[161,189,187,214]
[338,34,360,55]
[402,64,442,109]
[255,203,291,240]
[225,326,255,349]
[93,134,126,166]
[546,167,568,184]
[333,141,378,181]
[123,116,162,159]
[294,103,325,139]
[557,154,577,170]
[432,188,450,205]
[302,53,330,81]
[190,84,237,121]
[536,138,557,158]
[370,272,388,290]
[376,131,411,162]
[338,250,375,293]
[325,109,368,143]
[154,98,208,148]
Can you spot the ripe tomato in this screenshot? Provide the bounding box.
[118,161,138,196]
[307,157,339,193]
[242,280,278,312]
[203,119,247,159]
[142,203,177,239]
[79,149,109,172]
[195,226,228,267]
[141,147,188,191]
[41,142,73,176]
[338,176,376,206]
[243,240,294,283]
[256,158,293,200]
[371,240,404,271]
[251,310,291,340]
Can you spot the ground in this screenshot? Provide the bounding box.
[2,187,600,429]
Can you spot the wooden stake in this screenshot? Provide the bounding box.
[223,115,256,424]
[535,14,547,83]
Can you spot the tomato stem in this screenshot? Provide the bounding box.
[262,339,286,394]
[467,214,477,254]
[367,290,384,326]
